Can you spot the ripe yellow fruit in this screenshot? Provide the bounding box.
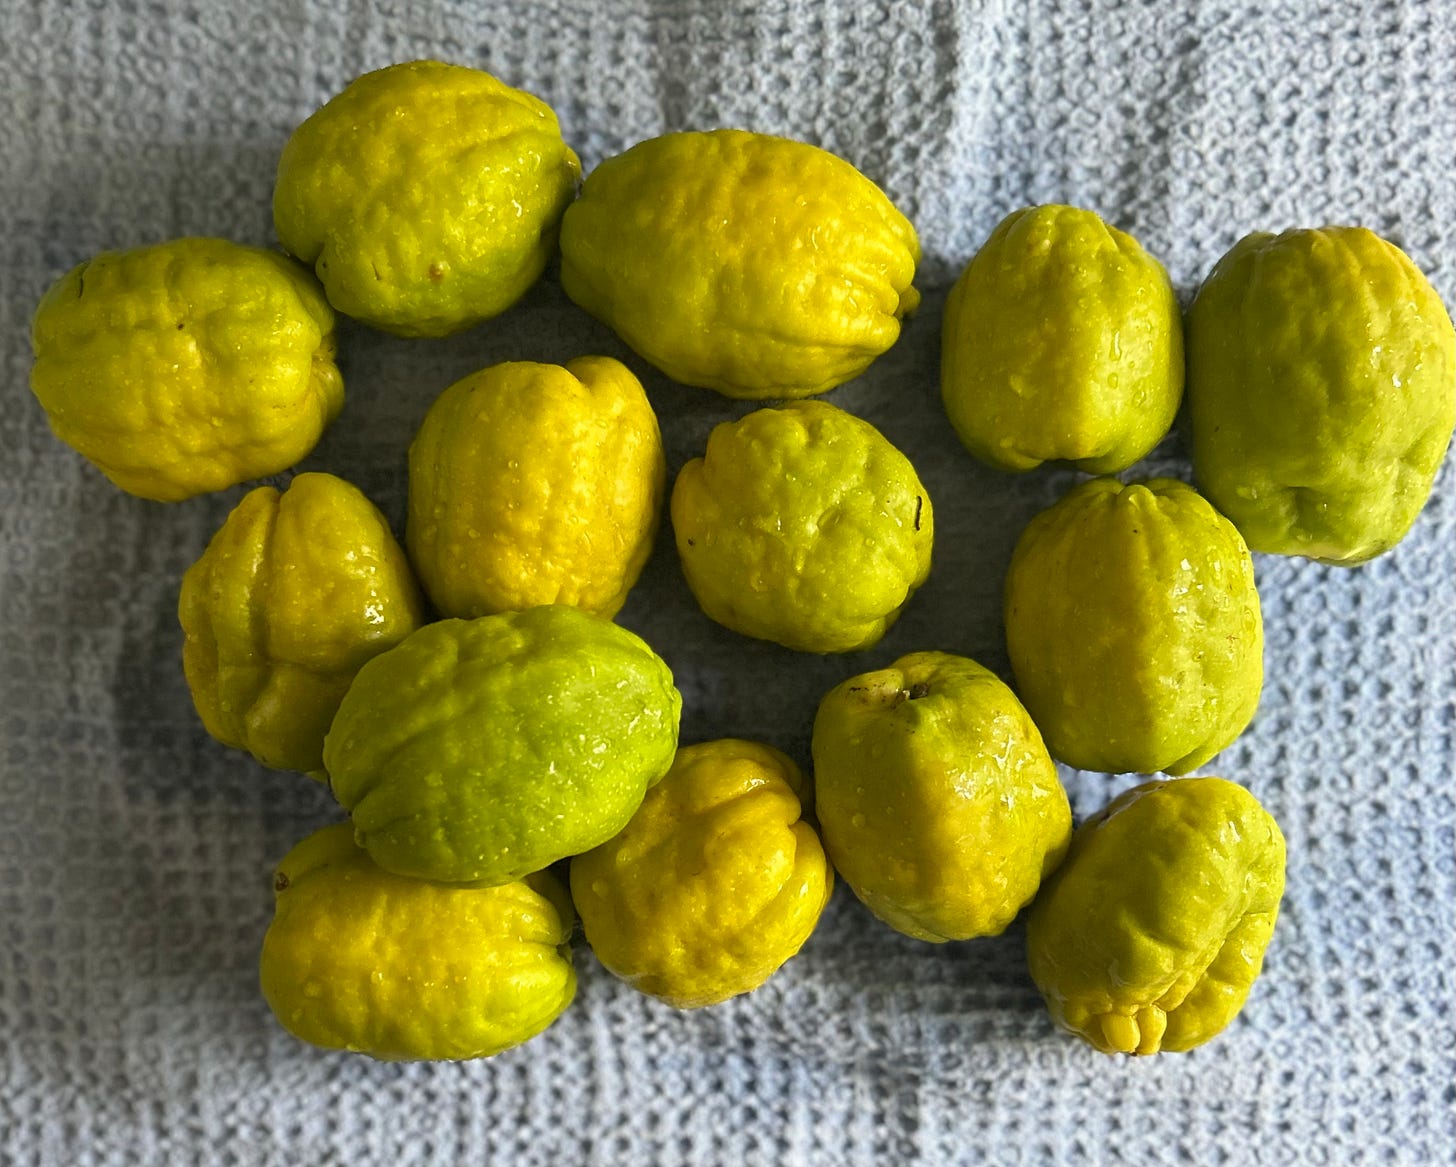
[1004,477,1263,775]
[179,472,424,774]
[571,739,833,1008]
[1187,225,1456,563]
[30,238,341,501]
[260,823,576,1061]
[407,357,665,619]
[942,204,1183,473]
[1027,777,1286,1055]
[560,129,919,398]
[671,401,933,653]
[274,60,580,337]
[812,652,1070,942]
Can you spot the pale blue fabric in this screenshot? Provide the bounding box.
[1,2,1452,1163]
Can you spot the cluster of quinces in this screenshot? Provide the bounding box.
[28,60,1453,1060]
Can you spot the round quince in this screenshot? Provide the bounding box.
[941,204,1182,473]
[29,237,341,501]
[671,401,933,653]
[407,357,665,619]
[571,739,832,1008]
[274,60,580,337]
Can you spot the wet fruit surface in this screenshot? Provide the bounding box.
[29,237,342,501]
[1004,477,1263,776]
[941,203,1183,474]
[1026,777,1286,1055]
[407,357,665,620]
[812,651,1071,942]
[260,823,576,1061]
[571,738,832,1008]
[180,472,424,774]
[274,60,580,337]
[560,129,919,399]
[323,606,682,885]
[1187,225,1456,563]
[671,400,933,653]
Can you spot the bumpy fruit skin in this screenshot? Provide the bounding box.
[559,130,920,399]
[671,401,933,653]
[260,823,576,1061]
[1026,777,1285,1055]
[407,357,665,619]
[324,606,682,885]
[812,652,1071,942]
[1187,226,1456,563]
[179,473,425,774]
[941,205,1183,473]
[571,739,833,1008]
[274,60,581,337]
[1005,478,1262,776]
[29,238,342,502]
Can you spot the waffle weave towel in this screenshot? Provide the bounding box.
[2,2,1452,1164]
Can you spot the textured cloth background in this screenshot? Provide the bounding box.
[2,2,1453,1164]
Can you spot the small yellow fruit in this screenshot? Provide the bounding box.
[179,472,424,774]
[1026,777,1286,1055]
[407,357,665,619]
[30,238,342,501]
[941,205,1183,473]
[571,739,833,1008]
[260,823,576,1061]
[274,60,581,337]
[1004,477,1263,776]
[671,401,933,653]
[560,129,919,398]
[812,652,1070,942]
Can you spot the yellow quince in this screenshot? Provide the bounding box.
[274,60,580,337]
[1187,225,1456,563]
[560,129,918,398]
[179,472,425,774]
[671,401,933,653]
[571,739,833,1008]
[812,652,1070,942]
[407,357,665,619]
[1026,777,1285,1055]
[1004,478,1262,775]
[942,204,1183,473]
[30,238,341,501]
[260,822,576,1061]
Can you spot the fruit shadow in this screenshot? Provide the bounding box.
[559,882,1054,1087]
[98,522,337,991]
[7,132,321,1057]
[23,135,285,266]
